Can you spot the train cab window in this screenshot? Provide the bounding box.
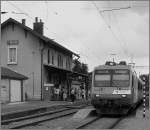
[95,75,111,81]
[112,70,129,87]
[94,70,111,87]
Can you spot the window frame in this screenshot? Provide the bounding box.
[7,45,18,64]
[51,51,54,65]
[48,49,50,64]
[58,54,63,67]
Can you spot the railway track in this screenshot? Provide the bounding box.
[2,101,141,129]
[2,105,89,129]
[63,103,141,129]
[75,117,123,129]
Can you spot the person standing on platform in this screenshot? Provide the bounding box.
[55,86,60,101]
[71,88,75,103]
[63,89,67,101]
[82,89,85,99]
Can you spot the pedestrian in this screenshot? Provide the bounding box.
[63,90,67,101]
[54,87,57,100]
[81,89,85,99]
[88,90,91,99]
[55,87,60,101]
[71,88,75,103]
[61,88,63,101]
[78,89,81,99]
[51,86,54,100]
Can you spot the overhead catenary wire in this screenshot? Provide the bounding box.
[99,6,131,13]
[92,1,129,57]
[6,1,72,45]
[6,1,50,30]
[7,1,34,20]
[91,1,149,70]
[110,10,131,57]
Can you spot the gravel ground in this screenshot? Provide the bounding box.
[114,106,150,129]
[19,105,150,129]
[22,114,73,129]
[81,117,119,129]
[21,106,94,129]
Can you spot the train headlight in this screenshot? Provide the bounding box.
[122,94,126,97]
[96,94,100,97]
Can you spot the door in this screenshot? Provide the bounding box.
[10,80,21,102]
[43,84,54,101]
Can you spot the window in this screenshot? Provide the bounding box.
[95,75,111,81]
[66,57,71,69]
[8,45,17,64]
[112,75,129,80]
[58,55,63,67]
[51,51,54,65]
[48,49,50,64]
[58,55,60,67]
[94,74,111,87]
[112,74,129,87]
[48,49,55,65]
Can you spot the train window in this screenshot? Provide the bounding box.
[112,73,129,87]
[112,75,129,80]
[95,75,111,81]
[114,70,129,74]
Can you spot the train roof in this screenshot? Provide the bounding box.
[94,64,133,70]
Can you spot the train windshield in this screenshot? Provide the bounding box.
[94,70,111,87]
[112,70,129,87]
[94,69,129,87]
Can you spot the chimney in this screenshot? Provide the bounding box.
[22,19,26,25]
[33,17,44,35]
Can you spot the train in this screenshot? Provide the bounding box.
[91,61,144,115]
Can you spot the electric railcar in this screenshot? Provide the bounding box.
[91,61,144,115]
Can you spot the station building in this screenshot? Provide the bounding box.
[1,17,82,102]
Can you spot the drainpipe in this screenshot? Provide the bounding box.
[41,47,45,101]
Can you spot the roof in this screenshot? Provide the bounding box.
[94,64,132,70]
[1,18,79,57]
[1,67,28,80]
[44,64,88,77]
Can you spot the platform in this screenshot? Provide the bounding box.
[1,100,90,119]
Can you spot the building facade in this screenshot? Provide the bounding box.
[1,17,78,101]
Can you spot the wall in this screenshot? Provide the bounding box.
[43,46,72,70]
[1,23,42,100]
[1,79,10,103]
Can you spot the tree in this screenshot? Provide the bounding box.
[81,63,88,74]
[140,74,149,85]
[72,59,81,72]
[72,59,88,74]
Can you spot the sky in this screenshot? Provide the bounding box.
[1,1,149,75]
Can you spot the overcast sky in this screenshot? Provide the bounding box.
[1,1,149,74]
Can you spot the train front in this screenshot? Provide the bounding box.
[91,66,132,115]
